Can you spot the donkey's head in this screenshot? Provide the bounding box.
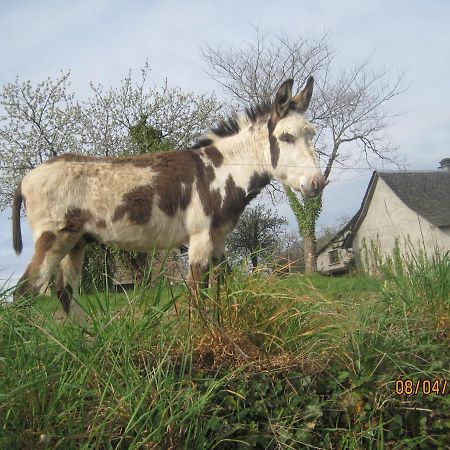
[267,77,325,197]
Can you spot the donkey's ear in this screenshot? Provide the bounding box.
[273,79,294,119]
[293,76,314,113]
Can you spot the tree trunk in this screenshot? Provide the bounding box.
[285,186,322,275]
[303,233,316,274]
[250,254,258,270]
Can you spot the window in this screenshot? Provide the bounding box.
[328,249,340,265]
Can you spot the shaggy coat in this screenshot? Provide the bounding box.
[12,77,325,315]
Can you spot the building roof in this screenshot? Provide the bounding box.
[323,169,450,251]
[378,171,450,227]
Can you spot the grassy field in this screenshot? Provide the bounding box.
[0,254,449,449]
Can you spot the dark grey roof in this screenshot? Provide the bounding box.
[323,170,450,251]
[378,171,450,227]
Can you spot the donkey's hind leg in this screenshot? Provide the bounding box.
[55,240,87,319]
[14,231,73,301]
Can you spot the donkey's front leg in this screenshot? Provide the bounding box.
[187,231,214,297]
[211,237,228,289]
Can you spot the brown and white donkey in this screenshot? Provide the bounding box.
[12,77,325,316]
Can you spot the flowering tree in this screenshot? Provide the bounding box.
[0,62,222,210]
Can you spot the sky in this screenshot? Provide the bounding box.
[1,0,449,286]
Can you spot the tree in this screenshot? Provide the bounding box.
[202,29,405,272]
[0,72,82,209]
[0,62,222,210]
[226,204,287,269]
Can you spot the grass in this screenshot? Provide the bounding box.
[0,254,449,449]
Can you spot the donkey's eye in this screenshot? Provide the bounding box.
[279,133,295,143]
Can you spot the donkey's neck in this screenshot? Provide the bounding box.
[200,121,272,215]
[212,120,271,176]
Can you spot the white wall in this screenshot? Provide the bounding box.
[316,245,353,274]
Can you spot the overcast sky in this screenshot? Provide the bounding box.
[1,0,449,286]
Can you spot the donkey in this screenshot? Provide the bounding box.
[12,77,325,316]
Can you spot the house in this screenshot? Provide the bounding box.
[316,224,354,275]
[317,160,450,274]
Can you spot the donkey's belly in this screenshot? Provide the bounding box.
[97,220,189,252]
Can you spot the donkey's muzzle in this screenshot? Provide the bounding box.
[301,174,326,198]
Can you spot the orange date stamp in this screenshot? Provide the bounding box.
[395,379,448,396]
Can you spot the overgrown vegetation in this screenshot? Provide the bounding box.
[1,251,448,449]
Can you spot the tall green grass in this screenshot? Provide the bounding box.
[0,254,448,449]
[0,276,234,449]
[381,245,449,311]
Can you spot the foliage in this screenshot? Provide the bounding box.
[82,242,114,293]
[0,72,82,204]
[285,187,322,272]
[1,256,448,448]
[285,188,322,238]
[128,114,172,154]
[226,204,287,269]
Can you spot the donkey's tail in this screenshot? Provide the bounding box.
[12,180,23,255]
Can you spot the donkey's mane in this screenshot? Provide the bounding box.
[191,100,272,149]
